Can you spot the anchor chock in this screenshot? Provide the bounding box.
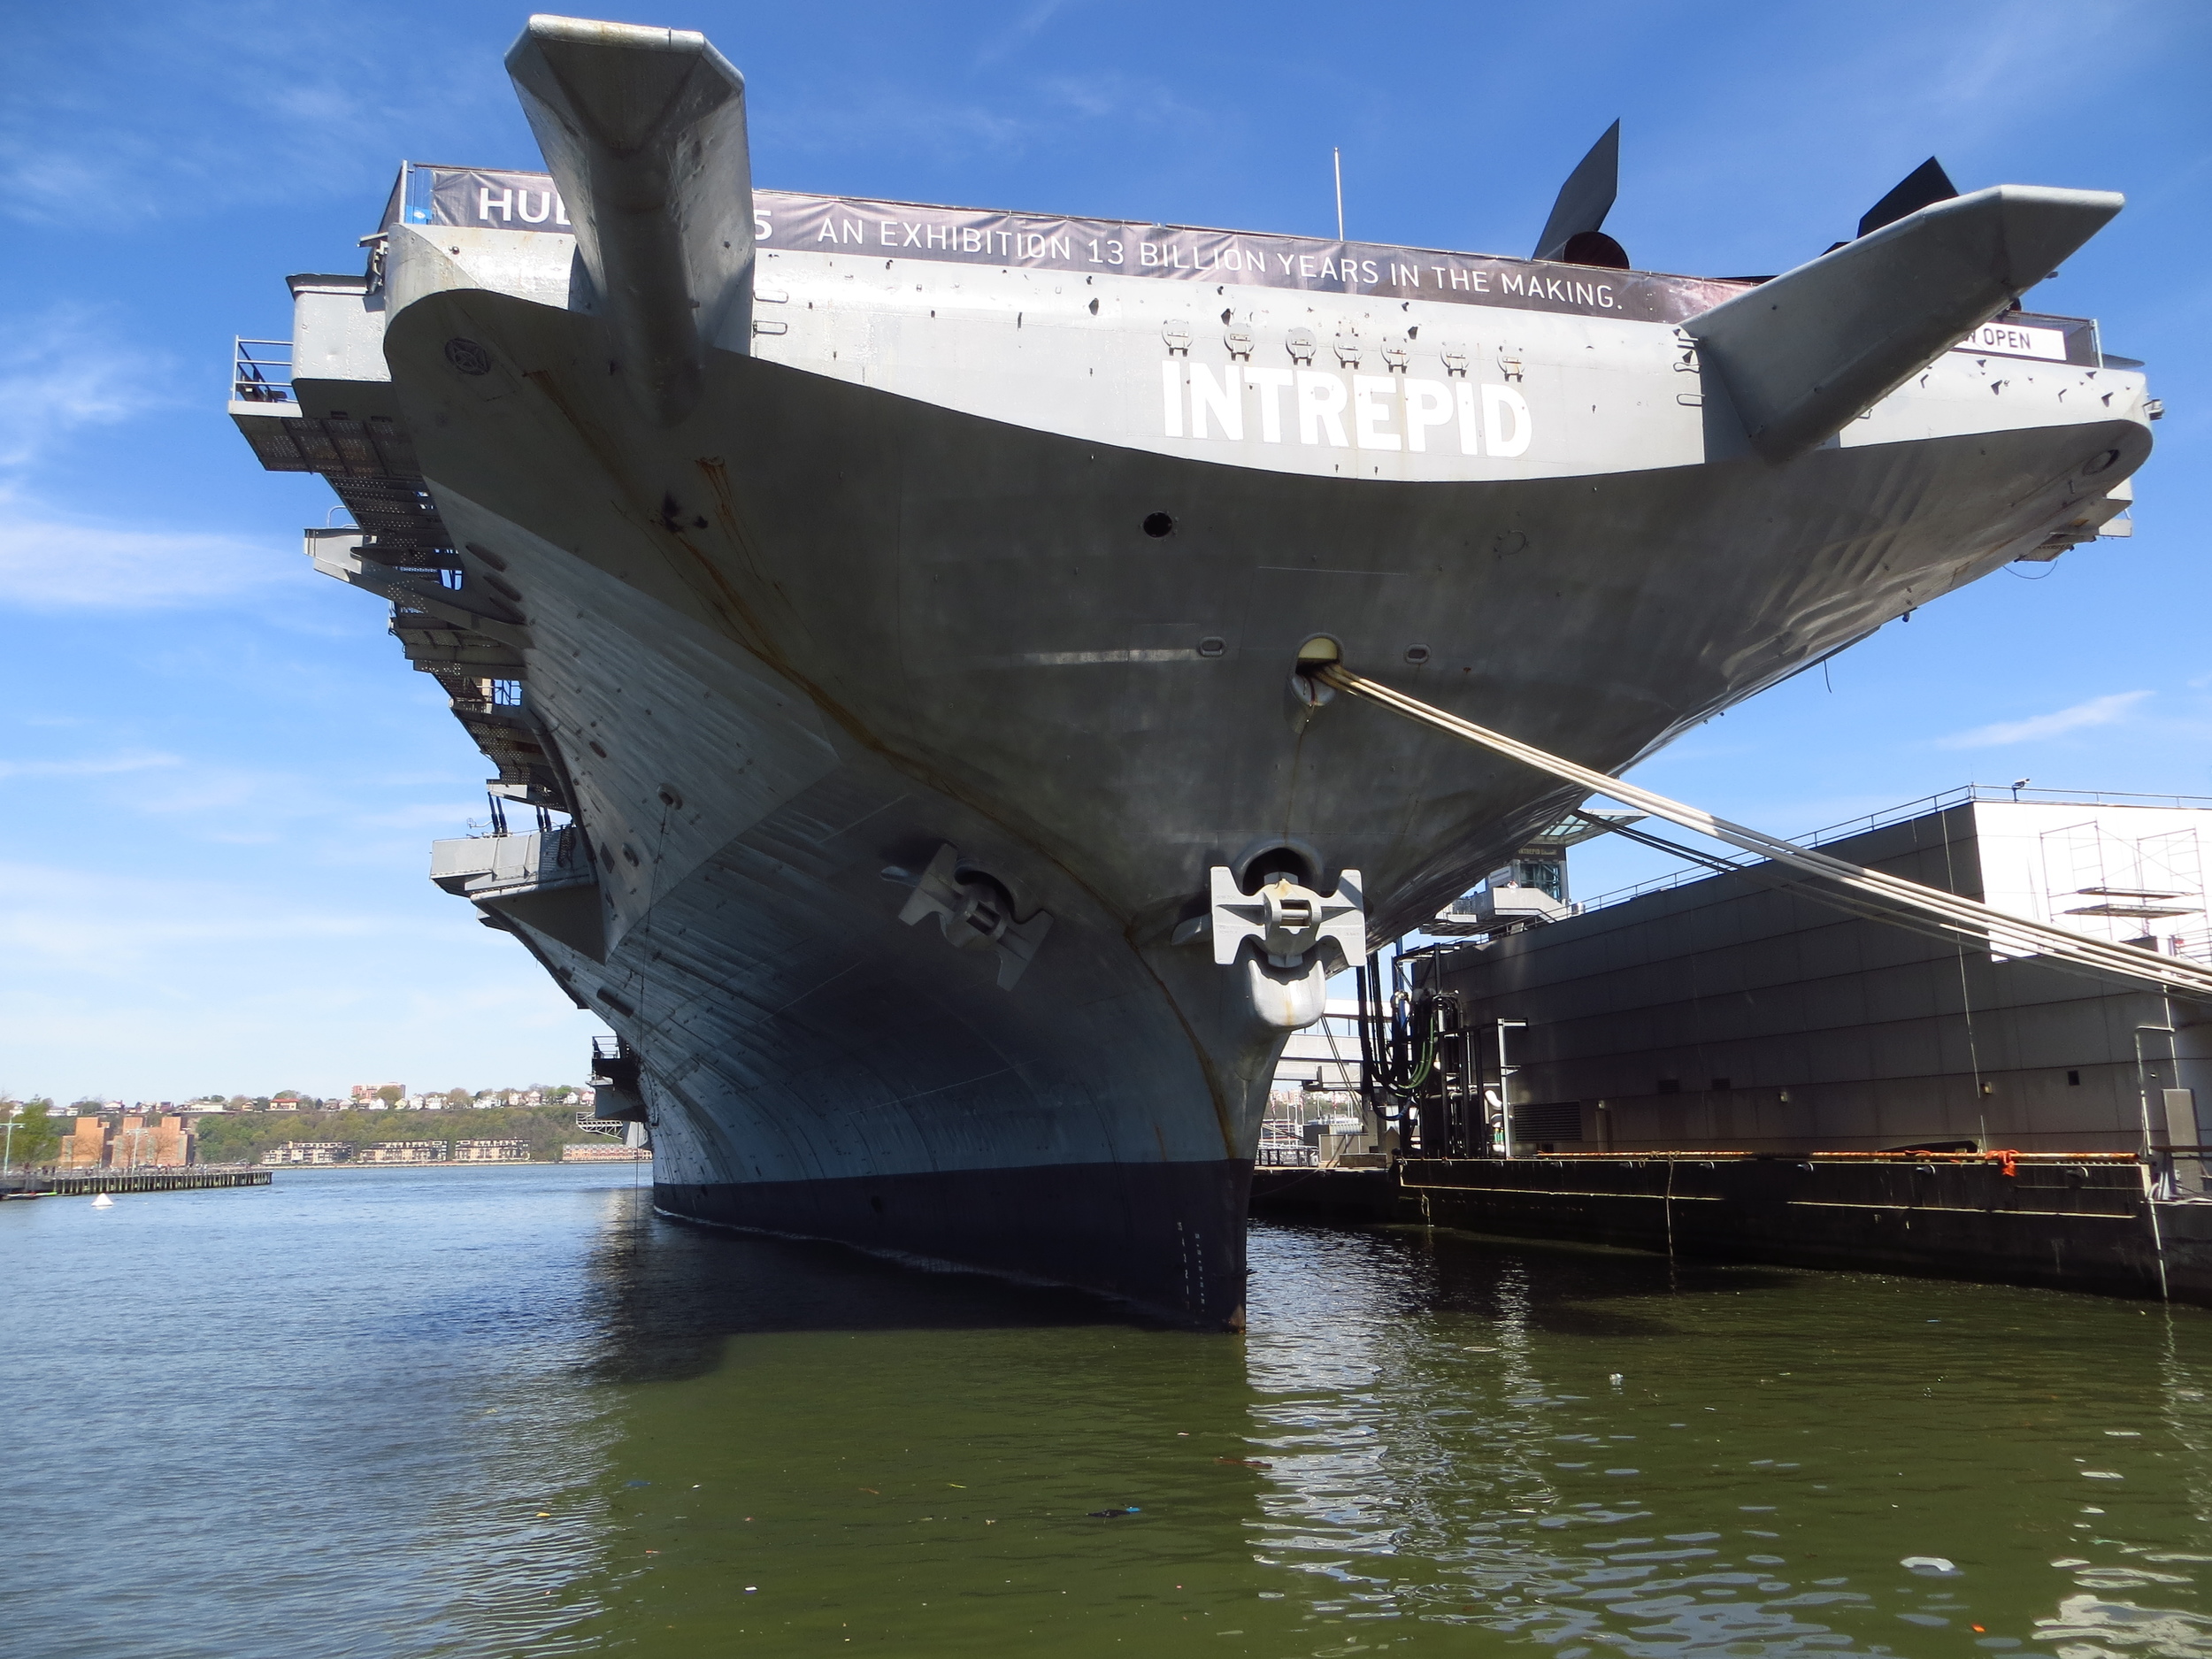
[889,843,1052,991]
[1177,866,1365,1028]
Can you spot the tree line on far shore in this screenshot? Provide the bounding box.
[195,1106,611,1165]
[2,1102,60,1168]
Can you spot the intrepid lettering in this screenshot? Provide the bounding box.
[1163,365,1533,459]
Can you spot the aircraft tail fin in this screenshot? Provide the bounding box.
[1686,184,2122,462]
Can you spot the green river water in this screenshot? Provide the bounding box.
[7,1164,2211,1657]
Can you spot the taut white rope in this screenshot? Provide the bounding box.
[1315,662,2212,1004]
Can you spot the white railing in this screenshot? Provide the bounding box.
[1571,783,2212,920]
[232,337,294,404]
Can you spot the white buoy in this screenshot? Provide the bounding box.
[91,1192,115,1208]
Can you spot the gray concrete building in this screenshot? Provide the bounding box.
[1420,790,2210,1156]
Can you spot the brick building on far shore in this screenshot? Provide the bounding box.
[452,1139,530,1163]
[59,1113,195,1170]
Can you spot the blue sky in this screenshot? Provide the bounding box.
[2,0,2207,1102]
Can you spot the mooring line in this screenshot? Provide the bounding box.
[1313,662,2212,1005]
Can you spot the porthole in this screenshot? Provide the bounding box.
[1404,644,1432,665]
[1142,511,1176,539]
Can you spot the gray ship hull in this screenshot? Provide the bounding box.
[232,19,2150,1328]
[382,285,2142,1325]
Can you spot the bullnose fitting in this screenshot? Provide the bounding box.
[1292,634,1341,708]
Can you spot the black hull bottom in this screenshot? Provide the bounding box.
[656,1159,1254,1329]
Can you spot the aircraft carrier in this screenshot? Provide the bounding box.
[230,15,2152,1327]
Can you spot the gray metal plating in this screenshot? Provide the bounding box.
[232,14,2153,1325]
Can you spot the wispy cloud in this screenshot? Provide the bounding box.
[0,5,499,229]
[0,749,182,780]
[757,56,1220,177]
[0,518,280,609]
[0,305,272,610]
[0,860,403,972]
[1626,0,2164,282]
[0,304,150,474]
[0,856,600,1099]
[1936,690,2151,749]
[973,0,1076,68]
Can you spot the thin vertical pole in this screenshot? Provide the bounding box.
[1495,1022,1514,1160]
[1333,148,1345,242]
[1460,1021,1477,1156]
[1354,966,1377,1131]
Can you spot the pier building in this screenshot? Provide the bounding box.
[452,1139,532,1163]
[264,1142,351,1166]
[1409,787,2208,1160]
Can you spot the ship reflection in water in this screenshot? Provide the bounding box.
[9,1165,2212,1657]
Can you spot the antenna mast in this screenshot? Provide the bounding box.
[1333,147,1345,241]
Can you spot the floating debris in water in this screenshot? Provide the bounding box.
[1901,1555,1960,1575]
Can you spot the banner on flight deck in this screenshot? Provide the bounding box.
[376,163,2100,353]
[377,162,1739,326]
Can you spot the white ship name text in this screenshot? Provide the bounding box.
[1161,364,1532,457]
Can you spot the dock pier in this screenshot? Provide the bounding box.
[1251,1152,2212,1306]
[1,1169,273,1200]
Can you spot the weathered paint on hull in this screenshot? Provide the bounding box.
[380,278,2147,1323]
